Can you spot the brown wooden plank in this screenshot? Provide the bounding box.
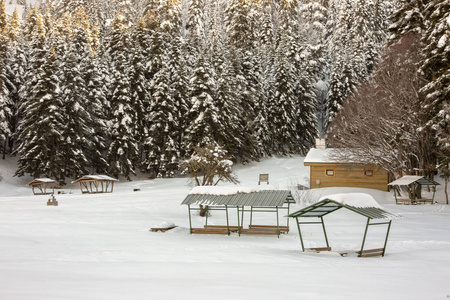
[307,247,332,252]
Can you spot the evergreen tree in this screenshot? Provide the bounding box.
[106,13,139,179]
[420,0,450,172]
[0,33,11,158]
[59,8,100,178]
[183,55,218,154]
[16,16,66,181]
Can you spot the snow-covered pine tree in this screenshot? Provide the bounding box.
[129,18,150,154]
[420,0,450,176]
[267,33,302,155]
[59,8,100,179]
[183,54,219,155]
[388,0,427,42]
[16,15,66,182]
[3,8,25,156]
[0,32,12,158]
[106,13,140,180]
[0,0,7,32]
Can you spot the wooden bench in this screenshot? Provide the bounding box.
[204,225,242,232]
[241,225,289,235]
[150,225,177,232]
[248,225,289,233]
[416,198,433,204]
[191,228,230,235]
[306,247,332,252]
[357,248,385,257]
[396,198,413,204]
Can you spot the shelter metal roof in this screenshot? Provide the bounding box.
[288,199,401,220]
[388,175,439,186]
[181,190,295,207]
[72,175,119,183]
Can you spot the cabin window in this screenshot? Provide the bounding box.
[325,169,335,176]
[365,170,374,177]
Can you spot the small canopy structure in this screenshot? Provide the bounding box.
[288,193,401,257]
[28,178,57,195]
[72,175,118,194]
[388,175,439,204]
[181,186,295,237]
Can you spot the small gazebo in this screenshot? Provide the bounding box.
[181,186,295,237]
[72,175,118,194]
[28,178,57,195]
[388,175,439,204]
[288,193,401,257]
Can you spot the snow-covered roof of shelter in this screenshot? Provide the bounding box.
[319,193,383,209]
[289,193,401,220]
[388,175,439,186]
[72,175,119,183]
[189,186,257,195]
[182,187,294,207]
[28,178,57,185]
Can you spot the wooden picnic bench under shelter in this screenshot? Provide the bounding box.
[72,175,118,194]
[28,178,57,195]
[181,186,295,238]
[288,193,401,257]
[388,175,439,204]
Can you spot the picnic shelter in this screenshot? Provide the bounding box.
[288,193,401,257]
[72,175,118,194]
[388,175,439,204]
[28,178,57,195]
[181,186,295,237]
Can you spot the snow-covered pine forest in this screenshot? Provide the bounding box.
[0,0,448,185]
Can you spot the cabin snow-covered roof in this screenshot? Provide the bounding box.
[303,148,341,164]
[182,186,295,207]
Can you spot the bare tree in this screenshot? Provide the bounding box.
[180,144,239,216]
[328,33,435,178]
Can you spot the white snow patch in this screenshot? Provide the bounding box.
[189,186,257,195]
[320,193,383,208]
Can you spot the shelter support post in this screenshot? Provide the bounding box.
[382,220,392,257]
[188,205,192,234]
[295,217,305,252]
[360,218,370,257]
[321,216,330,249]
[276,206,280,238]
[225,205,230,236]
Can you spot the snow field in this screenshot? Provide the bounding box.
[0,156,449,299]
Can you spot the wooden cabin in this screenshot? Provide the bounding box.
[72,175,118,194]
[28,178,57,195]
[304,148,390,191]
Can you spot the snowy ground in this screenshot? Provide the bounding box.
[0,156,449,300]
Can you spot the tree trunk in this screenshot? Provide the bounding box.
[199,204,208,217]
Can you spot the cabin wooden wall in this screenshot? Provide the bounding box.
[307,163,390,191]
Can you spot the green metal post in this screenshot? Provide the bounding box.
[393,187,398,204]
[205,206,209,226]
[237,206,241,236]
[225,205,230,236]
[432,185,437,204]
[276,206,280,238]
[382,220,392,257]
[359,218,371,257]
[250,206,253,226]
[320,216,330,248]
[287,203,290,227]
[296,217,305,252]
[188,204,192,234]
